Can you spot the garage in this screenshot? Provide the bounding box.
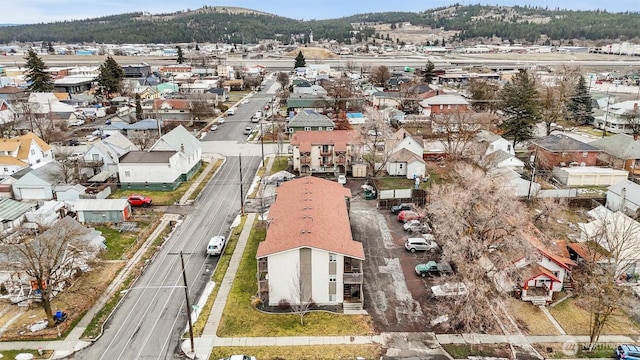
[19,187,48,200]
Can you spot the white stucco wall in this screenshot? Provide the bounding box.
[266,248,343,306]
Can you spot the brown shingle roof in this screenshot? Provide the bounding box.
[256,176,364,259]
[152,99,191,110]
[1,133,51,162]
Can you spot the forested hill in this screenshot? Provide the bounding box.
[0,4,638,44]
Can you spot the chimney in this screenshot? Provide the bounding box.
[180,143,185,152]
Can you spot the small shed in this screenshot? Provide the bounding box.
[352,163,367,178]
[73,199,131,224]
[552,166,629,187]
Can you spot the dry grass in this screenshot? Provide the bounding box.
[0,262,124,340]
[285,47,339,59]
[548,297,640,335]
[504,297,560,335]
[211,344,382,360]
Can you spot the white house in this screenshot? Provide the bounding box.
[483,149,525,173]
[476,130,514,156]
[81,132,137,181]
[386,149,426,179]
[0,132,54,172]
[386,128,424,157]
[149,125,202,181]
[579,210,640,277]
[606,179,640,218]
[0,99,16,126]
[256,177,365,309]
[118,151,182,190]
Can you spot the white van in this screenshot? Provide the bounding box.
[206,236,226,256]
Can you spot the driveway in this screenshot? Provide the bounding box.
[348,182,440,333]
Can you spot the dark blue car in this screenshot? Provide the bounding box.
[616,344,640,359]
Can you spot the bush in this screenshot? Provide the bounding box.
[278,298,291,310]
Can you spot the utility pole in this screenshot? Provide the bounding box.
[602,89,610,138]
[168,251,194,355]
[260,119,265,166]
[239,154,245,215]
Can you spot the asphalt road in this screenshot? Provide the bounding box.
[76,155,261,360]
[203,78,279,143]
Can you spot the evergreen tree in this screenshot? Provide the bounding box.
[24,49,54,93]
[96,56,125,99]
[567,75,594,125]
[441,38,446,46]
[195,43,200,51]
[423,60,436,83]
[294,51,306,69]
[176,46,185,64]
[47,42,55,54]
[499,69,541,147]
[135,94,142,121]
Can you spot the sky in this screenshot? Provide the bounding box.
[5,0,639,25]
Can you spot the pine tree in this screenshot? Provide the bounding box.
[176,46,185,64]
[135,94,142,121]
[423,60,436,83]
[96,56,125,99]
[499,69,541,147]
[567,75,594,125]
[195,43,200,51]
[294,51,306,69]
[24,49,54,93]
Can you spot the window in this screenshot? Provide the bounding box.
[125,171,131,177]
[329,275,336,282]
[304,127,312,131]
[30,149,35,155]
[399,163,403,169]
[322,145,329,153]
[327,127,334,131]
[329,294,336,302]
[507,144,512,152]
[3,167,7,172]
[582,152,588,158]
[329,254,337,262]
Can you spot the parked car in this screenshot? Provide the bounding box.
[337,175,347,185]
[128,195,153,207]
[206,236,226,256]
[415,261,452,277]
[68,139,80,146]
[241,99,250,104]
[431,282,469,298]
[210,125,218,131]
[616,344,640,360]
[217,118,225,124]
[367,129,382,137]
[391,203,413,214]
[398,210,424,223]
[403,219,431,233]
[404,237,438,253]
[226,109,235,116]
[244,127,253,135]
[69,119,85,127]
[220,355,256,360]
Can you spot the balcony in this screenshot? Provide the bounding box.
[78,159,104,168]
[300,157,311,165]
[335,158,346,165]
[343,273,363,284]
[320,151,332,156]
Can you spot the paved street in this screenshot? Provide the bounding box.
[75,155,261,360]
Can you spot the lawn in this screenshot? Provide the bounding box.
[268,156,289,175]
[97,225,140,260]
[191,216,247,337]
[109,161,210,205]
[533,342,616,359]
[375,176,428,191]
[189,159,223,201]
[0,350,52,359]
[211,345,382,360]
[216,221,375,337]
[548,297,640,335]
[504,297,560,335]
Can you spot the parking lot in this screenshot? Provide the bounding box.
[348,182,443,333]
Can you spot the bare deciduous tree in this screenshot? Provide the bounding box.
[575,210,640,351]
[130,132,157,150]
[426,163,535,331]
[369,65,390,87]
[0,217,98,327]
[432,111,492,160]
[287,267,314,325]
[359,107,393,177]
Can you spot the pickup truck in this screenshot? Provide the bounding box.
[415,261,452,277]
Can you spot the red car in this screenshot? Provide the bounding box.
[128,195,153,207]
[397,210,424,223]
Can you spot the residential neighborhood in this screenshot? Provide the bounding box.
[0,6,639,360]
